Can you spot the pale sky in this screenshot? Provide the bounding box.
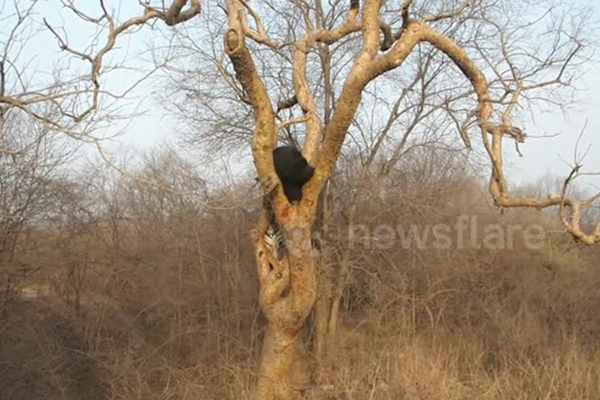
[3,1,599,190]
[110,2,600,189]
[508,63,600,188]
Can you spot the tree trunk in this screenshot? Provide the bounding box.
[314,256,332,359]
[252,219,316,399]
[255,325,298,398]
[312,245,350,361]
[312,181,351,362]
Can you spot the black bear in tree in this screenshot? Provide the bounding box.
[273,146,314,203]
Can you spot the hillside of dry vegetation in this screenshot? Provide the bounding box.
[1,152,600,400]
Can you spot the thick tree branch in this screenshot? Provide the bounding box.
[224,1,316,326]
[292,18,362,163]
[223,1,279,205]
[417,22,599,244]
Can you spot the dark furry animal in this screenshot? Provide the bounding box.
[265,146,314,260]
[273,146,314,202]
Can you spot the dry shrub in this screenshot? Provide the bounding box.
[2,152,600,399]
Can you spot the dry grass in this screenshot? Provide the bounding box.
[2,178,600,399]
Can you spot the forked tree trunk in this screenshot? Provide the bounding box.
[222,2,451,397]
[251,221,317,399]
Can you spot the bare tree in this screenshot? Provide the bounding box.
[1,0,598,398]
[0,0,201,154]
[0,0,201,322]
[159,0,596,370]
[124,146,207,223]
[218,1,598,397]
